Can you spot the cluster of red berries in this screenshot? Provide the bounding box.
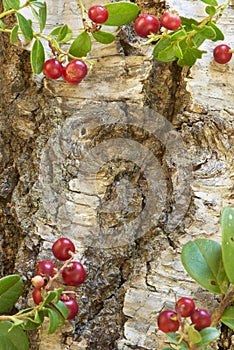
[42,5,109,84]
[32,238,86,320]
[134,12,233,64]
[158,297,212,333]
[43,58,88,84]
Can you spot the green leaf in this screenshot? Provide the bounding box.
[153,37,176,62]
[191,24,216,40]
[29,1,46,8]
[10,25,19,43]
[53,300,69,319]
[0,19,6,29]
[208,22,224,41]
[196,327,220,346]
[187,325,202,344]
[92,30,115,44]
[170,28,187,41]
[205,5,217,15]
[3,0,10,11]
[163,348,175,350]
[180,17,199,31]
[47,306,65,334]
[16,13,34,40]
[181,238,229,294]
[6,0,20,10]
[38,2,47,32]
[222,207,234,284]
[201,0,218,6]
[57,24,69,41]
[30,38,45,74]
[103,2,139,26]
[0,274,23,314]
[221,306,234,329]
[49,25,73,42]
[0,321,29,350]
[177,40,206,66]
[166,332,180,344]
[69,31,92,59]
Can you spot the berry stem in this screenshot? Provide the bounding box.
[211,285,234,326]
[77,0,88,31]
[0,1,30,19]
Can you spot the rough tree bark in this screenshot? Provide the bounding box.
[0,0,233,349]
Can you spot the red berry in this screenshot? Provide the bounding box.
[32,288,43,305]
[43,58,64,79]
[31,275,45,288]
[175,297,195,318]
[88,5,108,24]
[213,44,232,64]
[62,261,86,286]
[160,12,181,30]
[134,14,160,38]
[64,60,88,84]
[191,309,211,330]
[60,295,79,320]
[35,260,56,277]
[52,238,75,261]
[157,310,180,333]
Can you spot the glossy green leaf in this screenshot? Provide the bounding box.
[47,306,65,334]
[16,13,34,40]
[0,274,23,313]
[173,42,183,59]
[192,33,206,47]
[29,1,46,8]
[22,317,41,331]
[49,25,73,42]
[38,2,47,32]
[157,44,177,62]
[10,25,19,43]
[104,2,139,26]
[69,31,92,59]
[208,22,224,41]
[6,0,20,10]
[222,207,234,284]
[0,321,29,350]
[221,306,234,329]
[92,30,115,44]
[30,38,45,74]
[153,38,174,61]
[177,42,206,66]
[170,28,187,41]
[201,0,218,6]
[53,300,69,319]
[205,5,217,15]
[181,238,229,294]
[196,327,220,346]
[163,348,175,350]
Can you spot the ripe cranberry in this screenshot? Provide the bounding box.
[60,295,79,320]
[31,275,45,288]
[32,288,43,305]
[134,14,160,38]
[64,60,88,84]
[191,309,211,330]
[175,297,195,318]
[35,260,56,277]
[88,5,108,24]
[160,12,181,30]
[52,238,75,261]
[62,261,86,286]
[43,58,64,79]
[213,44,232,64]
[157,310,180,333]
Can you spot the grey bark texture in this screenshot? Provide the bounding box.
[0,0,233,349]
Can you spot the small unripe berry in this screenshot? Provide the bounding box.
[31,275,45,288]
[32,288,43,305]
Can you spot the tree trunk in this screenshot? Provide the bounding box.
[0,0,233,349]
